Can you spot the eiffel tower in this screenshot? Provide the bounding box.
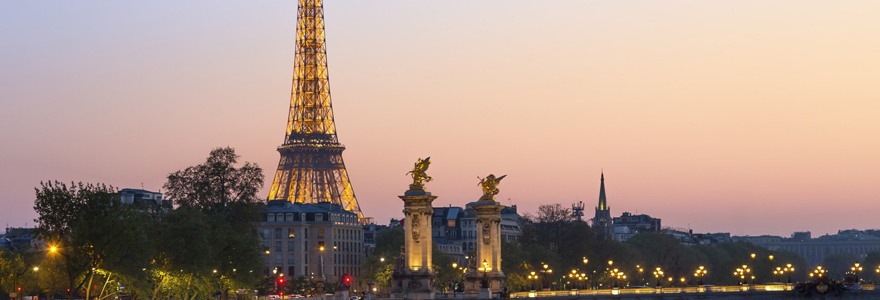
[268,0,365,219]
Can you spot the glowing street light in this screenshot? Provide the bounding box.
[784,264,795,283]
[653,267,664,287]
[735,265,751,285]
[810,266,827,279]
[852,262,863,283]
[694,266,708,285]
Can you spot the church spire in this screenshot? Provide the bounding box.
[592,171,612,240]
[598,171,607,211]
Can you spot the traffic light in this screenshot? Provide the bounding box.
[339,274,352,290]
[17,287,21,292]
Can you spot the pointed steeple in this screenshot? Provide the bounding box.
[598,171,607,211]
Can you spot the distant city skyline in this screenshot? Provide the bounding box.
[2,1,878,236]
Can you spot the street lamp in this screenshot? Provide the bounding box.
[539,263,552,290]
[809,266,827,279]
[783,264,794,284]
[735,265,751,285]
[653,267,664,287]
[478,260,492,289]
[852,262,863,283]
[527,271,537,291]
[694,266,707,286]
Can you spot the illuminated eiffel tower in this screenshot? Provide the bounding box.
[268,0,365,220]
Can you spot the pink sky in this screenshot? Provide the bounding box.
[1,1,878,236]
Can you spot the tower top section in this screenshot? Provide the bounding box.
[283,0,337,146]
[268,0,364,220]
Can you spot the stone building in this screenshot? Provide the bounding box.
[430,204,522,264]
[258,200,363,288]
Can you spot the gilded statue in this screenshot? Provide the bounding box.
[477,174,507,201]
[407,157,432,190]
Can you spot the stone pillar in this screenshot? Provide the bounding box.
[391,186,437,299]
[465,200,506,294]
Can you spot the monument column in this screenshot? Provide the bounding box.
[465,174,508,295]
[391,158,437,299]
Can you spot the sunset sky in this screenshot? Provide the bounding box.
[2,1,878,236]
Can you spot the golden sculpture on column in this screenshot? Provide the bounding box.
[477,174,506,201]
[466,174,507,295]
[407,157,433,191]
[392,157,438,299]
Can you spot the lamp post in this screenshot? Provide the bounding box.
[539,264,552,290]
[735,265,751,285]
[478,260,492,289]
[527,271,537,291]
[368,257,386,295]
[768,254,774,283]
[809,266,827,282]
[653,267,664,287]
[636,265,644,285]
[783,264,794,284]
[852,262,863,283]
[694,266,707,286]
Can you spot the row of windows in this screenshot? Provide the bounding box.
[266,212,358,224]
[333,240,361,253]
[265,227,363,242]
[335,227,361,241]
[334,253,361,265]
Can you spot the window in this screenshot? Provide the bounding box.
[288,254,296,264]
[318,228,324,239]
[288,228,295,238]
[304,228,308,239]
[268,214,275,222]
[288,241,296,251]
[275,241,282,252]
[275,228,282,239]
[288,266,295,277]
[262,229,270,239]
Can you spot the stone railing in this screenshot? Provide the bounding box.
[509,284,818,298]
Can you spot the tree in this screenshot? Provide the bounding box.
[822,253,859,279]
[160,147,264,300]
[164,147,263,212]
[33,181,153,300]
[626,233,705,282]
[360,226,403,292]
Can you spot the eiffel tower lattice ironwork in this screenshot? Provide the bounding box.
[268,0,364,219]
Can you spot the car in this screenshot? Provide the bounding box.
[350,297,361,300]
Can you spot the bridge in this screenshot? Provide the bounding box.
[424,284,880,300]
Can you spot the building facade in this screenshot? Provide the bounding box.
[430,204,522,264]
[611,212,661,242]
[739,230,880,265]
[258,201,363,287]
